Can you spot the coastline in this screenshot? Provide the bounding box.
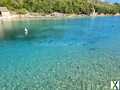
[0,13,120,21]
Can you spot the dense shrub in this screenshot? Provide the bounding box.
[95,4,119,14]
[16,8,28,14]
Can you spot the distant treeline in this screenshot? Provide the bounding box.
[0,0,120,15]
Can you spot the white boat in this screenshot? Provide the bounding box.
[24,27,28,36]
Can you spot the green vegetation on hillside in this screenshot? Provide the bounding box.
[0,0,120,15]
[95,3,120,14]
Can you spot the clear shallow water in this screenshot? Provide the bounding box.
[0,16,120,90]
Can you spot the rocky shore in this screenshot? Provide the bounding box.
[0,12,120,21]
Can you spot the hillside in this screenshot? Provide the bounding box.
[0,0,120,15]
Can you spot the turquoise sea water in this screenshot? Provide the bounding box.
[0,16,120,90]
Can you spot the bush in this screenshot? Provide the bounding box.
[16,8,28,14]
[95,4,119,14]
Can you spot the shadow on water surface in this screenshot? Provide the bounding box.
[0,17,104,41]
[0,20,67,42]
